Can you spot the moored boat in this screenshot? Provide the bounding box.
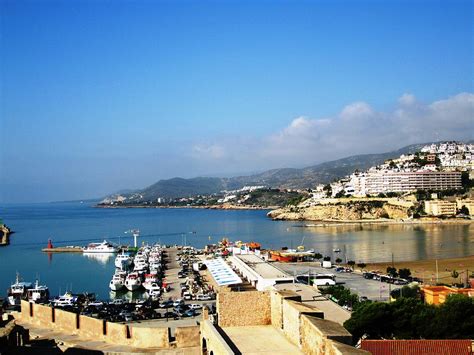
[7,273,33,306]
[27,280,49,303]
[125,272,142,291]
[83,240,119,253]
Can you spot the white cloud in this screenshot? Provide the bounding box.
[188,92,474,171]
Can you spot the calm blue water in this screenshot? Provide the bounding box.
[1,202,474,299]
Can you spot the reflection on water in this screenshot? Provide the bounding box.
[83,253,114,265]
[297,223,474,263]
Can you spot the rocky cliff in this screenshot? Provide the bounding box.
[267,200,412,222]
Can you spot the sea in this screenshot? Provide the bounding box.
[1,201,473,300]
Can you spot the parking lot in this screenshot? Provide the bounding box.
[274,262,401,301]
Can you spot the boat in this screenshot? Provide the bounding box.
[142,273,160,291]
[7,273,33,306]
[124,272,142,291]
[52,292,78,307]
[27,280,49,304]
[115,252,133,269]
[109,272,126,291]
[83,240,119,253]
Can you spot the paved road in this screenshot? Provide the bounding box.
[275,262,400,301]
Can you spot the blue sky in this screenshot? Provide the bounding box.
[1,0,473,202]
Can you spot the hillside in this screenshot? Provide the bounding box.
[102,143,433,203]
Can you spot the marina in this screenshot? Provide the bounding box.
[1,202,474,303]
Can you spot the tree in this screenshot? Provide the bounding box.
[344,301,393,341]
[335,258,342,264]
[398,268,412,280]
[459,205,470,215]
[314,253,323,260]
[323,256,331,261]
[386,266,398,278]
[347,260,356,269]
[390,285,419,300]
[357,263,367,270]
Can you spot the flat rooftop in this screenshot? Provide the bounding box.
[236,255,291,279]
[223,325,303,354]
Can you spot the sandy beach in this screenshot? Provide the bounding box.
[364,255,474,284]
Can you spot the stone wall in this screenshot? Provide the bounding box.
[18,301,173,349]
[282,299,324,346]
[217,290,271,327]
[200,320,235,355]
[175,326,200,348]
[53,308,78,334]
[270,290,302,329]
[300,314,368,355]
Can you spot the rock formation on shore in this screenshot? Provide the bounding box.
[267,199,412,221]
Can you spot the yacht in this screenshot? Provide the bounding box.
[109,272,126,291]
[124,272,142,291]
[83,240,119,253]
[115,252,133,269]
[7,274,33,306]
[27,280,50,304]
[52,292,78,307]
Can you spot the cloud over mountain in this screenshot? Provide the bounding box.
[189,92,474,172]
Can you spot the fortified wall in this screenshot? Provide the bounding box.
[17,300,199,350]
[201,288,370,355]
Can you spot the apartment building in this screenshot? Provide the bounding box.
[349,171,462,196]
[424,200,457,216]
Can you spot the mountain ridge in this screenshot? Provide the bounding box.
[103,142,455,202]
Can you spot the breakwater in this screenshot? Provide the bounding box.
[0,224,11,246]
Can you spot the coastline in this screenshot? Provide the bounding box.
[300,218,473,227]
[94,204,276,210]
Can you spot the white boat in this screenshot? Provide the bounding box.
[142,273,160,291]
[109,272,126,291]
[133,256,148,272]
[27,280,50,304]
[7,274,33,306]
[83,240,119,253]
[53,292,77,307]
[125,272,142,291]
[115,252,133,269]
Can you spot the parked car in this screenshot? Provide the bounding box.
[173,299,184,307]
[188,304,202,310]
[160,300,174,308]
[196,294,212,301]
[183,309,198,317]
[183,292,192,300]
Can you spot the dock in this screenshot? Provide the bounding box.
[41,246,83,253]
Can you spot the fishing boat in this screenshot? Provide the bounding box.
[7,273,33,306]
[125,272,142,291]
[83,240,119,253]
[27,280,49,304]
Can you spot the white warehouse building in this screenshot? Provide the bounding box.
[229,254,294,291]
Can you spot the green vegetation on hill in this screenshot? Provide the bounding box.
[244,189,308,206]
